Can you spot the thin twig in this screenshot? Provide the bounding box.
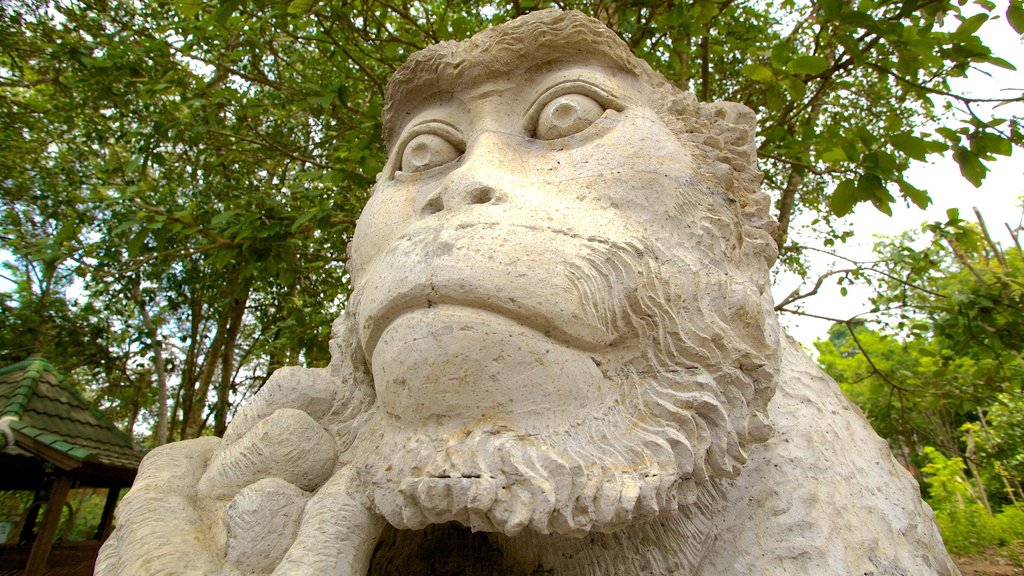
[866,62,1024,104]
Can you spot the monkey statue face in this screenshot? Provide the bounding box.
[345,9,780,535]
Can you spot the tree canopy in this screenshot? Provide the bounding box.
[816,212,1024,551]
[1,0,1022,444]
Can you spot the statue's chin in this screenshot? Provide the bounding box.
[371,304,612,435]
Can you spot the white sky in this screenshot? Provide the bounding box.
[772,7,1024,348]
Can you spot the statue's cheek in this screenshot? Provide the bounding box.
[349,189,414,279]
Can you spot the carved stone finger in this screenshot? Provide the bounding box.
[223,367,338,444]
[95,437,222,576]
[198,408,338,500]
[224,477,311,574]
[272,470,385,576]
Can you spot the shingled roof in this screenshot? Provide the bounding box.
[0,357,143,477]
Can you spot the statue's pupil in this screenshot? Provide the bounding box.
[552,100,578,126]
[410,141,432,167]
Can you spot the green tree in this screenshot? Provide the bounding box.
[816,323,987,465]
[816,212,1024,511]
[815,215,1024,558]
[2,0,1021,443]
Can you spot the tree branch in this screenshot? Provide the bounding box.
[866,62,1024,104]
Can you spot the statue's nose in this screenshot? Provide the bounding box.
[419,178,498,216]
[416,132,511,217]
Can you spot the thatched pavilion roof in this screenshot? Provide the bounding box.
[0,358,142,487]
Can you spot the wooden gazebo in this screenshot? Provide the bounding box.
[0,358,143,576]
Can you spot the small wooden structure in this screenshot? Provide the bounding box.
[0,358,142,576]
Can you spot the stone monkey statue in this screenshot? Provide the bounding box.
[97,10,959,576]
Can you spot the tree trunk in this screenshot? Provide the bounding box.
[699,35,711,102]
[774,167,804,250]
[213,282,251,436]
[169,379,183,442]
[670,31,691,91]
[178,287,210,439]
[133,280,170,445]
[181,311,229,439]
[964,429,992,514]
[125,392,140,438]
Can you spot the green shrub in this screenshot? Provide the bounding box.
[995,505,1024,544]
[933,502,1001,555]
[922,447,1024,557]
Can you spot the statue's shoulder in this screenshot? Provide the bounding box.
[700,335,960,576]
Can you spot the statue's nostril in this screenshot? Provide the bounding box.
[469,187,495,205]
[420,194,444,216]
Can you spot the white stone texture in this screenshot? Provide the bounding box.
[95,9,960,576]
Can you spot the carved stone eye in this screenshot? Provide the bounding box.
[535,93,605,140]
[400,133,462,173]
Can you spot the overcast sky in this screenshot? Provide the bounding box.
[772,7,1024,348]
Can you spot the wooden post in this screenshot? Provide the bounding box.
[24,475,72,576]
[94,486,121,542]
[17,498,42,545]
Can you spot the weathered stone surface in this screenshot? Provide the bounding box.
[96,9,960,576]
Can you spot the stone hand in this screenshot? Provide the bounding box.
[96,367,383,575]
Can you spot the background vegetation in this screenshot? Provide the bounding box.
[816,213,1024,558]
[1,0,1022,556]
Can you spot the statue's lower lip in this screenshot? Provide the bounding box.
[361,295,608,369]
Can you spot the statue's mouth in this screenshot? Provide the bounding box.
[351,222,629,369]
[360,290,608,368]
[367,522,512,575]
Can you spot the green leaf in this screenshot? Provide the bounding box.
[891,132,930,161]
[1008,2,1024,34]
[55,220,78,244]
[898,0,921,17]
[175,0,201,17]
[770,43,792,68]
[788,55,830,75]
[935,127,962,144]
[899,180,931,209]
[741,64,773,81]
[971,132,1013,157]
[872,200,893,216]
[819,0,844,18]
[840,139,862,162]
[955,14,988,37]
[291,210,318,232]
[821,146,848,163]
[871,151,899,177]
[859,173,894,214]
[781,76,807,99]
[320,170,347,184]
[288,0,316,14]
[211,210,239,227]
[279,268,296,286]
[982,56,1017,70]
[953,147,988,186]
[829,179,860,216]
[306,92,334,108]
[765,85,787,110]
[127,231,147,258]
[213,0,240,25]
